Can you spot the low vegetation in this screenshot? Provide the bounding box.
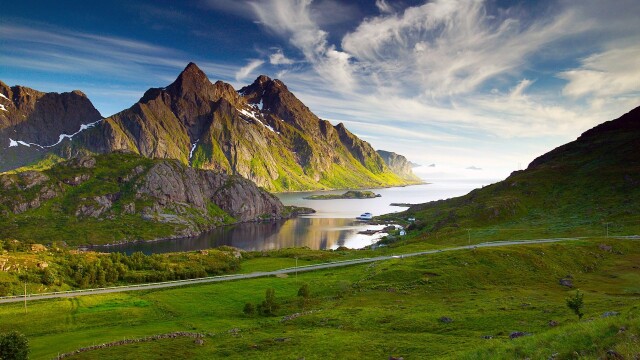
[0,245,243,296]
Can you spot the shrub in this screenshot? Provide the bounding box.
[0,331,29,360]
[566,290,585,319]
[243,302,256,316]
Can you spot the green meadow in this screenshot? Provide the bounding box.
[1,238,638,359]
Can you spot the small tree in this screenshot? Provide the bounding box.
[0,331,30,360]
[258,288,279,316]
[297,283,310,309]
[243,302,256,316]
[297,283,310,298]
[566,290,585,319]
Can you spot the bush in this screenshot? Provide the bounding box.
[243,302,256,316]
[0,331,29,360]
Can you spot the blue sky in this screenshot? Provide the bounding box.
[1,0,639,180]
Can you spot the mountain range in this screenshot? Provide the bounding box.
[0,63,420,191]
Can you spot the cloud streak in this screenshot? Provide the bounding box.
[235,59,264,81]
[250,0,356,90]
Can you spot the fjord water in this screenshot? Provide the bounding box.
[99,179,495,254]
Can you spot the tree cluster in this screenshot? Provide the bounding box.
[0,248,241,296]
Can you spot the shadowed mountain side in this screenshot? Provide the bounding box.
[0,80,103,171]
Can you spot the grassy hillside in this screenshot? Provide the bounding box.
[386,106,640,244]
[0,153,242,246]
[1,239,638,359]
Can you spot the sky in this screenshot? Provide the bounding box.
[1,0,639,180]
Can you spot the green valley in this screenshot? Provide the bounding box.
[0,238,638,359]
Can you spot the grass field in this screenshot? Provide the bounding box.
[1,238,638,359]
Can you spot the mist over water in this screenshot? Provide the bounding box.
[97,179,496,254]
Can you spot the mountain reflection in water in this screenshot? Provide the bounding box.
[95,218,388,255]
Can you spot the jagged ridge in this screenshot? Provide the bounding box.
[0,63,413,191]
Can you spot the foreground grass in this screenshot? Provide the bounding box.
[1,238,639,359]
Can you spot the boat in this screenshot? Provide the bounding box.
[356,212,373,220]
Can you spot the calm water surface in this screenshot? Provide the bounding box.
[97,179,496,254]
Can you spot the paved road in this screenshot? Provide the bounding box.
[0,237,583,304]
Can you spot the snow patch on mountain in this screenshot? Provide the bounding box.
[9,139,34,148]
[0,93,8,101]
[45,119,103,148]
[6,119,103,149]
[189,140,198,160]
[238,107,279,134]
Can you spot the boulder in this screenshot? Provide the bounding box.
[559,278,574,288]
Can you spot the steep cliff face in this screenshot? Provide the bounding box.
[0,153,284,245]
[137,160,282,222]
[68,63,415,191]
[0,81,103,171]
[377,150,421,181]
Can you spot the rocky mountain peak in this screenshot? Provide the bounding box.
[255,75,272,86]
[166,62,212,98]
[0,81,11,99]
[71,90,88,98]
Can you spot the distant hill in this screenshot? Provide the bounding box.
[376,150,421,182]
[1,63,419,191]
[401,105,640,240]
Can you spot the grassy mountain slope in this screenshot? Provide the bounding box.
[394,105,640,243]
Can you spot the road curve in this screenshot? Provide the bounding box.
[0,237,581,304]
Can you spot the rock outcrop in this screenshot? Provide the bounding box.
[137,160,282,222]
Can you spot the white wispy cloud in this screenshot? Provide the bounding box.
[0,23,238,81]
[559,44,640,102]
[269,49,294,65]
[342,0,588,97]
[250,0,356,90]
[235,59,264,81]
